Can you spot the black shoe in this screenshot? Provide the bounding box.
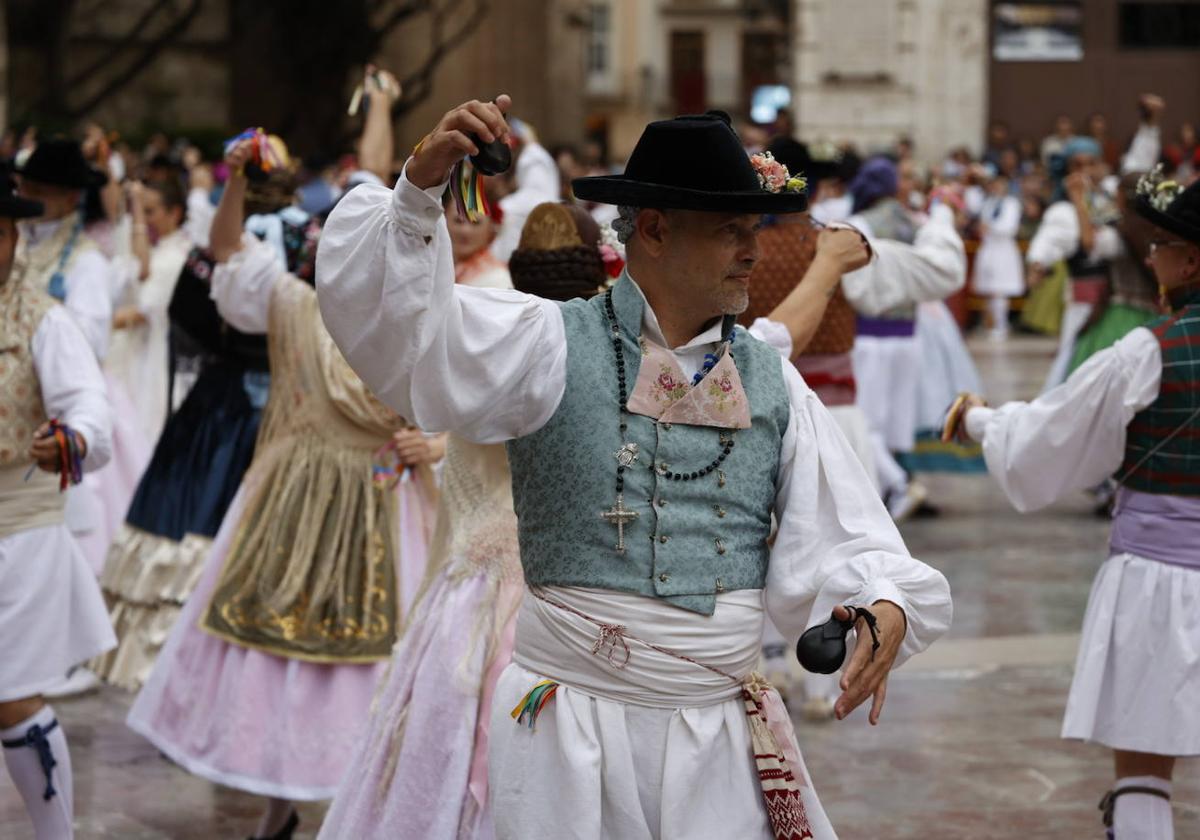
[246,810,299,840]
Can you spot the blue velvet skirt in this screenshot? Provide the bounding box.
[124,362,266,541]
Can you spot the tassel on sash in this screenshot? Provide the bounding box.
[743,682,813,840]
[510,679,559,729]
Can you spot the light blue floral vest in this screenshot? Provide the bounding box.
[506,275,790,615]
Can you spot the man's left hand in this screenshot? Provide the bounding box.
[834,600,907,725]
[28,422,87,472]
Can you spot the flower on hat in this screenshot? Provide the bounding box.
[1136,164,1182,213]
[750,151,806,195]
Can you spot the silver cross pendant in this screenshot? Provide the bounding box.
[600,493,639,553]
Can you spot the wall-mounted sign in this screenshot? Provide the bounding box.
[993,2,1083,62]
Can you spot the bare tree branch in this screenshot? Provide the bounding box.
[374,0,429,35]
[65,0,174,88]
[393,0,488,118]
[66,0,203,119]
[334,0,488,148]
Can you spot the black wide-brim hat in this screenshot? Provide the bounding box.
[0,169,43,219]
[18,137,107,190]
[1137,179,1200,246]
[572,111,808,213]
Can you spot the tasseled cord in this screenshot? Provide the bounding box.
[510,679,559,729]
[450,159,491,224]
[1,719,59,801]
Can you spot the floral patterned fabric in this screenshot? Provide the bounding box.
[626,336,752,429]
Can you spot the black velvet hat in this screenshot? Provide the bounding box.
[572,111,808,213]
[0,170,44,219]
[1137,181,1200,246]
[18,137,107,190]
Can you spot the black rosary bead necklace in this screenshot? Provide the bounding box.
[599,289,736,553]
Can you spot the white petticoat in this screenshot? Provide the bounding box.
[1063,552,1200,755]
[914,301,982,433]
[852,334,919,453]
[0,523,116,701]
[488,586,837,840]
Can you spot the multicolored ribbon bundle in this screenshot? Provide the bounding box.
[25,419,84,491]
[371,438,410,490]
[223,128,284,180]
[510,679,559,729]
[450,158,492,224]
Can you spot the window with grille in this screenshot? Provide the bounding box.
[1119,2,1200,49]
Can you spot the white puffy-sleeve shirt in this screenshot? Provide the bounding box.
[208,233,281,334]
[33,306,112,472]
[966,327,1162,513]
[317,167,952,664]
[841,203,967,316]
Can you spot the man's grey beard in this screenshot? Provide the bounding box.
[716,286,750,316]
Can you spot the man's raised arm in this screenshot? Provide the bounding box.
[316,96,567,444]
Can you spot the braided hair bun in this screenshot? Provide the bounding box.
[508,203,607,302]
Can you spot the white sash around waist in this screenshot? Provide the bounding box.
[513,585,765,709]
[0,465,64,539]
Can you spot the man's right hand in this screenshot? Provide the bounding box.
[406,96,511,190]
[815,226,870,274]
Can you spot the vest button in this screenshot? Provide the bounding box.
[661,422,671,430]
[714,505,726,518]
[657,497,667,507]
[659,573,670,583]
[659,534,669,544]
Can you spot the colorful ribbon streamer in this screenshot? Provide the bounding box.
[224,128,283,174]
[24,419,84,491]
[371,438,410,490]
[450,158,492,224]
[509,679,559,729]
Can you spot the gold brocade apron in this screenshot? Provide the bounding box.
[0,267,63,538]
[200,275,432,663]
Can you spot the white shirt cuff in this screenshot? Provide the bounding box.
[393,159,449,237]
[965,406,994,442]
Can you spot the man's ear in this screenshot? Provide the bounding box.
[636,209,669,257]
[1186,245,1200,283]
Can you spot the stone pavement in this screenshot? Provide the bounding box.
[3,333,1194,838]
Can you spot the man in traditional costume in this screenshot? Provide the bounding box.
[13,137,128,697]
[318,200,609,840]
[951,170,1200,840]
[0,175,115,839]
[126,136,438,840]
[318,96,952,839]
[15,138,114,359]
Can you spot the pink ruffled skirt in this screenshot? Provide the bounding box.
[317,568,522,839]
[126,480,434,800]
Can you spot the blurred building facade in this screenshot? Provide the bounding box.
[792,0,988,162]
[989,0,1200,148]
